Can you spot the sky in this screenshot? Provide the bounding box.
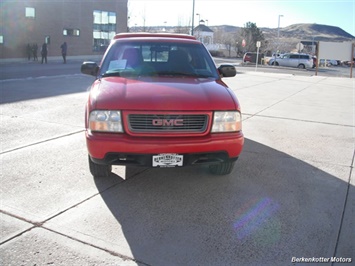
[128,0,355,36]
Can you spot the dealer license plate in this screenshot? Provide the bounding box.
[152,153,183,167]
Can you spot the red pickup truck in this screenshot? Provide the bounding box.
[81,33,244,177]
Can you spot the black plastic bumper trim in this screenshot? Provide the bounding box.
[90,151,238,167]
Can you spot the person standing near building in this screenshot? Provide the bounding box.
[41,42,48,64]
[27,43,32,60]
[33,43,38,61]
[60,42,67,63]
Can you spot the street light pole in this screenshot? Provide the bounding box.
[191,0,195,35]
[277,15,283,40]
[274,14,283,66]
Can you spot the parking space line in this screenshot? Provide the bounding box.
[0,130,84,155]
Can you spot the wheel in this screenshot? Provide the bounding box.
[209,161,236,175]
[88,155,112,177]
[298,64,305,69]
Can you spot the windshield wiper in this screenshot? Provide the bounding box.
[100,71,121,78]
[157,71,201,77]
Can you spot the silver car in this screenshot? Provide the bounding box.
[269,53,313,69]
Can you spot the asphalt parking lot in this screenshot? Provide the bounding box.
[0,62,354,265]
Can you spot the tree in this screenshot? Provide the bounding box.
[174,16,191,34]
[213,28,242,58]
[241,22,265,52]
[222,33,234,57]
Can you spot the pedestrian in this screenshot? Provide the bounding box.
[33,43,38,61]
[26,43,32,60]
[60,42,67,64]
[41,42,48,64]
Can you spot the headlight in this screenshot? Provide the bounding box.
[89,110,123,132]
[211,111,242,133]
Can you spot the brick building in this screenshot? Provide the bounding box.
[0,0,128,59]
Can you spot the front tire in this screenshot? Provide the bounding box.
[209,161,236,175]
[88,155,112,178]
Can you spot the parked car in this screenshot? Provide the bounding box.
[81,33,244,177]
[243,52,264,64]
[268,53,313,69]
[319,59,338,66]
[328,60,338,66]
[312,56,317,68]
[265,53,283,64]
[343,59,355,66]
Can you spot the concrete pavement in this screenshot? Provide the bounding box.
[0,69,354,265]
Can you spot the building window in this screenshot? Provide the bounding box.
[25,7,35,18]
[45,36,50,44]
[93,10,116,52]
[0,35,3,44]
[63,29,80,36]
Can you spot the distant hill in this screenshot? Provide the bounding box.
[211,23,354,42]
[263,23,354,42]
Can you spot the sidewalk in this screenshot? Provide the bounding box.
[0,55,103,65]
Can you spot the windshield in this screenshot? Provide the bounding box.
[99,40,219,79]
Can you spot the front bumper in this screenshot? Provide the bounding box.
[86,131,244,167]
[90,151,238,167]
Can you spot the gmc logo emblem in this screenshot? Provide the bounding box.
[152,119,184,126]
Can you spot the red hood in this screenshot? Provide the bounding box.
[89,76,239,111]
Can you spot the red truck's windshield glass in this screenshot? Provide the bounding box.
[99,41,219,79]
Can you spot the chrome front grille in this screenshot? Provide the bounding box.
[128,114,208,133]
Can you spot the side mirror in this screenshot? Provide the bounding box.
[81,61,99,76]
[218,64,237,78]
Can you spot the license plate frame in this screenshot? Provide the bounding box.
[152,153,183,167]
